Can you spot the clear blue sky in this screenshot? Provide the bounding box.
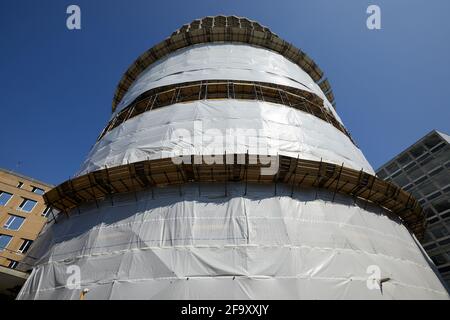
[1,0,449,185]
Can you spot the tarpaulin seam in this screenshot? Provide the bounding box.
[39,244,434,272]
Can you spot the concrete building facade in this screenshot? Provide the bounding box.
[377,130,450,287]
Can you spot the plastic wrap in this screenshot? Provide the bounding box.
[79,100,372,176]
[17,184,449,299]
[18,38,449,300]
[114,43,340,122]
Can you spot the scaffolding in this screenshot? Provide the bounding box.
[112,15,335,112]
[101,80,350,142]
[44,154,426,239]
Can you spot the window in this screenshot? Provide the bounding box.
[430,226,448,239]
[439,238,450,246]
[403,183,413,192]
[385,162,399,174]
[419,154,435,170]
[423,232,433,243]
[403,161,415,171]
[438,265,450,273]
[427,192,442,201]
[3,214,25,231]
[17,182,23,188]
[430,142,446,154]
[31,186,45,195]
[414,175,427,185]
[423,207,435,218]
[397,153,412,166]
[0,191,13,206]
[8,260,18,269]
[0,234,13,251]
[391,170,402,179]
[442,211,450,220]
[424,134,442,149]
[377,169,387,179]
[18,198,37,212]
[417,151,431,163]
[410,144,426,158]
[432,254,447,266]
[42,206,52,218]
[18,239,33,253]
[428,217,439,224]
[392,172,409,186]
[424,243,437,251]
[432,198,450,214]
[429,166,443,177]
[406,164,424,180]
[418,180,438,197]
[433,170,450,188]
[432,145,450,163]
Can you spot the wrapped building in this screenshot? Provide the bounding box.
[18,16,449,299]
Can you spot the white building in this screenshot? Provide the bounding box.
[18,16,449,299]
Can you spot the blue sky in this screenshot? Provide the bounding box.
[1,0,449,185]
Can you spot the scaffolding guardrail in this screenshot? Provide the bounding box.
[101,80,351,142]
[44,155,426,239]
[112,15,335,112]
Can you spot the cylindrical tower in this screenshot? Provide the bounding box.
[18,16,449,299]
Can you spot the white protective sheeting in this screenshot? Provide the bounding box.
[20,38,448,300]
[78,100,373,176]
[114,43,341,122]
[17,183,449,299]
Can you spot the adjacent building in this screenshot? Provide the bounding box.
[376,130,450,287]
[0,168,53,298]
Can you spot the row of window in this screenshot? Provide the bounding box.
[0,191,12,206]
[423,235,450,258]
[416,191,450,225]
[382,146,450,230]
[386,156,449,194]
[427,225,450,241]
[1,208,51,231]
[8,259,18,269]
[0,234,32,254]
[1,185,47,269]
[3,214,25,230]
[401,162,450,195]
[0,191,38,212]
[424,209,450,227]
[0,190,53,216]
[379,138,447,178]
[1,211,52,238]
[16,181,45,195]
